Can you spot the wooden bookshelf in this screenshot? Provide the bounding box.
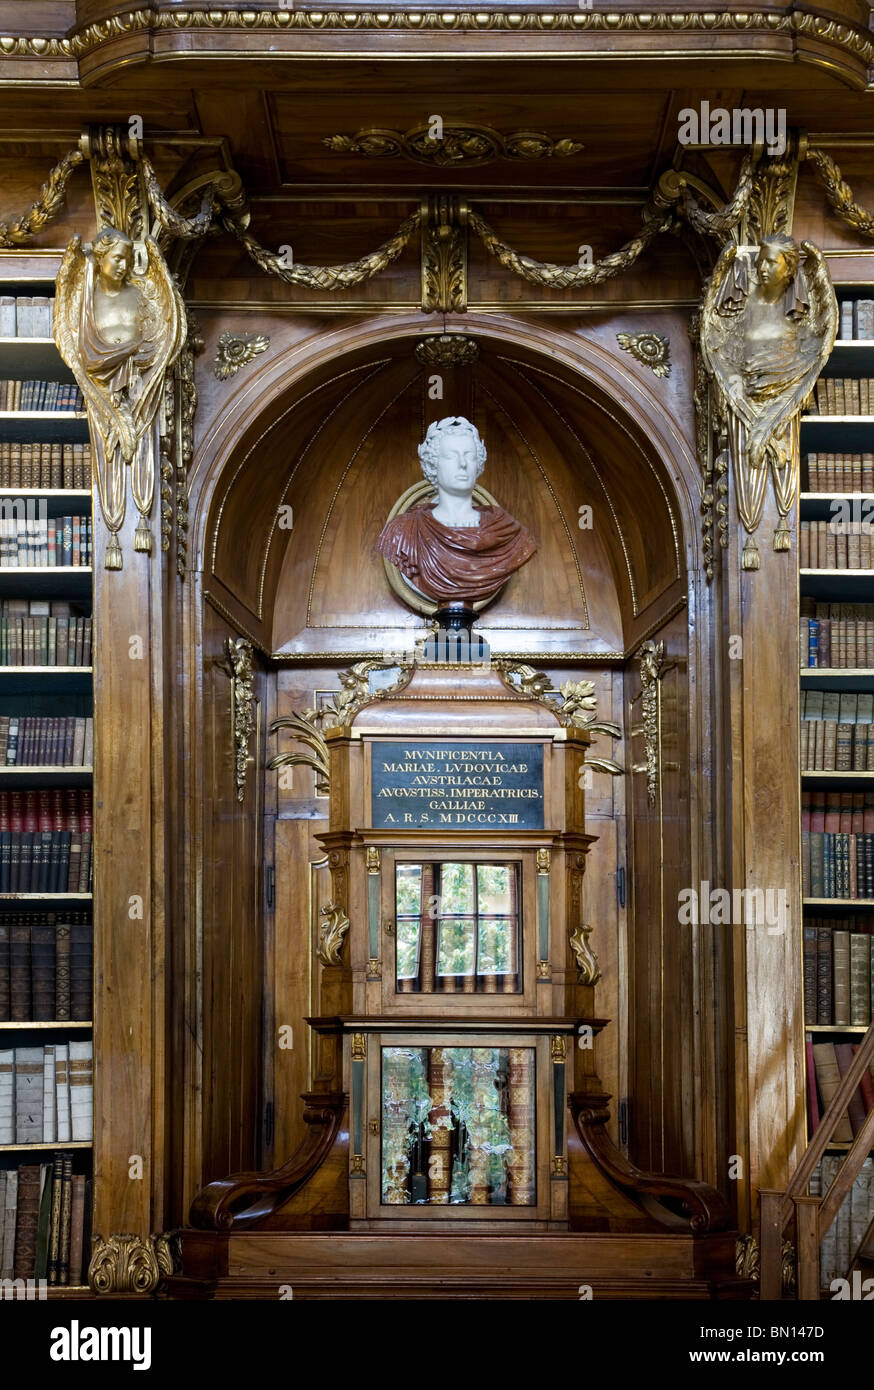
[0,271,95,1292]
[0,1142,91,1153]
[799,291,874,1295]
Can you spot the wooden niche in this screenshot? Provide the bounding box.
[178,654,740,1297]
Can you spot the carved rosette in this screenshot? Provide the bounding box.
[617,332,671,378]
[415,334,479,369]
[89,1232,176,1295]
[214,331,269,381]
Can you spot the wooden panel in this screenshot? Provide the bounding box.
[627,609,696,1179]
[199,603,265,1184]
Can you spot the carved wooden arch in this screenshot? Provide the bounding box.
[187,310,701,666]
[188,311,701,589]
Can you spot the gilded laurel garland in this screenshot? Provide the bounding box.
[805,147,874,240]
[325,125,582,167]
[468,206,672,290]
[224,210,422,291]
[0,147,84,249]
[672,151,756,239]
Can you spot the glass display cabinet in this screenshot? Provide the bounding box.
[306,660,606,1229]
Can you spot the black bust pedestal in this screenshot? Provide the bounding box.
[422,602,490,664]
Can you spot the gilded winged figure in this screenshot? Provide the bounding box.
[54,227,185,568]
[700,234,837,567]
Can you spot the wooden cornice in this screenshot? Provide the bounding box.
[0,5,873,90]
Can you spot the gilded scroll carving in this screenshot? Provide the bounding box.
[318,902,351,967]
[569,921,602,986]
[54,227,185,568]
[700,235,837,568]
[325,125,582,167]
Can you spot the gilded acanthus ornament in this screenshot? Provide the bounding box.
[220,637,256,802]
[498,664,624,776]
[700,234,837,568]
[89,1232,175,1295]
[421,196,467,314]
[617,332,671,378]
[54,227,185,568]
[325,125,583,167]
[569,922,602,986]
[318,902,351,967]
[634,640,665,808]
[214,331,269,381]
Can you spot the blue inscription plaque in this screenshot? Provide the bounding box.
[371,740,544,829]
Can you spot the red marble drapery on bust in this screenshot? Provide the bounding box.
[375,502,537,604]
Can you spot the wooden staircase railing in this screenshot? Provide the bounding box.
[759,1018,874,1300]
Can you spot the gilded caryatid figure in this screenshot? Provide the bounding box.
[701,234,837,569]
[54,227,185,569]
[375,416,537,616]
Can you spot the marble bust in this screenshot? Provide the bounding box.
[375,416,537,606]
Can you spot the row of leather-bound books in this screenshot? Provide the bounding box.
[806,1040,874,1143]
[803,920,874,1026]
[801,688,874,770]
[811,378,874,414]
[810,1156,874,1289]
[0,442,91,490]
[0,715,92,768]
[0,913,92,1022]
[0,601,92,667]
[0,380,83,413]
[0,296,53,338]
[0,1157,91,1286]
[800,600,874,667]
[0,788,93,896]
[838,298,874,340]
[0,514,92,568]
[0,1042,93,1145]
[805,452,874,492]
[802,793,874,901]
[799,521,874,570]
